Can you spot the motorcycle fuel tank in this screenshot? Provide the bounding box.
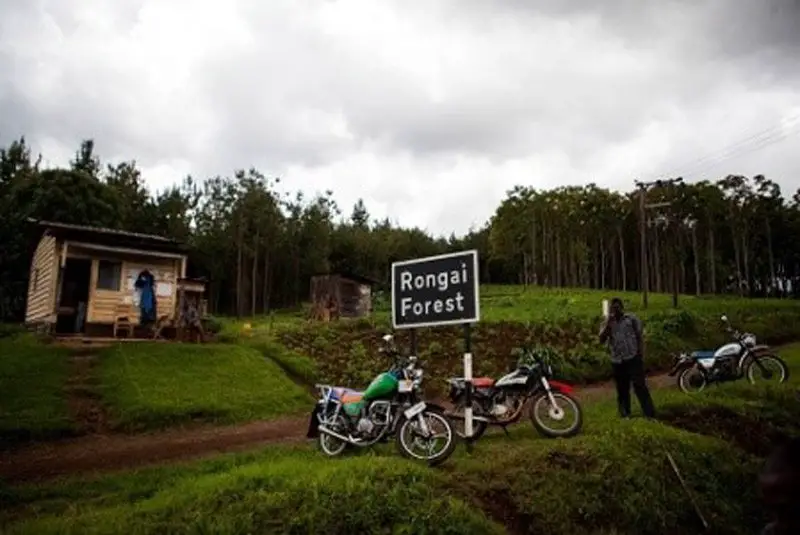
[362,372,399,401]
[714,343,741,358]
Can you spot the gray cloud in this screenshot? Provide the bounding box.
[1,0,798,234]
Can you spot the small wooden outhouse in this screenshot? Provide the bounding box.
[309,272,374,320]
[24,220,192,337]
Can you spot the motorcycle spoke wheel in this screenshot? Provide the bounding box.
[747,356,788,384]
[319,415,348,457]
[397,410,455,464]
[530,392,582,438]
[678,368,707,393]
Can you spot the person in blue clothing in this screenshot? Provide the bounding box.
[134,270,157,325]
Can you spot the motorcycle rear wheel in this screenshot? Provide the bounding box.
[677,367,707,393]
[530,392,583,438]
[319,414,349,457]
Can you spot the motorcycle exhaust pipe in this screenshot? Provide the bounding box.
[317,425,356,444]
[445,413,492,423]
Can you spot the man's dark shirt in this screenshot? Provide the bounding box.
[605,313,642,364]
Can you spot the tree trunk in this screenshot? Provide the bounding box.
[742,232,751,296]
[766,217,776,294]
[691,225,701,295]
[251,228,259,317]
[617,226,627,291]
[262,247,271,314]
[654,228,662,293]
[236,220,243,317]
[730,203,744,297]
[555,232,563,287]
[765,217,777,293]
[707,223,717,294]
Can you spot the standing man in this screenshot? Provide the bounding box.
[599,297,656,418]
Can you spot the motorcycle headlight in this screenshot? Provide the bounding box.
[414,369,423,381]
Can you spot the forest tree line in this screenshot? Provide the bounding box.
[1,137,799,321]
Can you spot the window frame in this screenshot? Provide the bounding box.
[96,260,122,291]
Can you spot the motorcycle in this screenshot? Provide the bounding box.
[445,345,583,440]
[668,314,789,393]
[307,334,457,466]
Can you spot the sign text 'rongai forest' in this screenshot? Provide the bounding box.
[391,250,480,329]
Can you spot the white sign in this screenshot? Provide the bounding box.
[156,282,173,297]
[390,250,480,329]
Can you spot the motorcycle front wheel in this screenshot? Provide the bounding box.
[530,391,583,438]
[396,407,457,466]
[677,367,707,393]
[746,355,789,384]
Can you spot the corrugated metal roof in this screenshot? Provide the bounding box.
[29,219,181,244]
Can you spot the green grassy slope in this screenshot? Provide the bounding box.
[3,346,799,534]
[0,336,73,445]
[97,342,314,431]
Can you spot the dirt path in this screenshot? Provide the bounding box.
[0,372,672,485]
[64,350,109,434]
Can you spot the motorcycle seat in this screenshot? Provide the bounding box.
[331,387,364,403]
[448,377,495,388]
[690,351,716,359]
[473,377,495,388]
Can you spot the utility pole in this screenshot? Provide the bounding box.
[634,177,683,309]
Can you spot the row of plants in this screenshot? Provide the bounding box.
[275,307,800,395]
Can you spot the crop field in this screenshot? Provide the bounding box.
[267,286,800,396]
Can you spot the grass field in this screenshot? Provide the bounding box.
[97,343,314,431]
[0,336,73,446]
[3,346,799,534]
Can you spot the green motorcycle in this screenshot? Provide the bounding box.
[307,334,456,466]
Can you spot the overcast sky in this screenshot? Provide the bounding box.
[1,0,799,236]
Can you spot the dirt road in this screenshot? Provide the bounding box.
[0,373,673,484]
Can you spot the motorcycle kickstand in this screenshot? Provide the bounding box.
[501,425,510,437]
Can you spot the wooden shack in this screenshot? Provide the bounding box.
[24,220,195,338]
[309,273,374,320]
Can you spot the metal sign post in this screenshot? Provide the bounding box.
[391,250,481,447]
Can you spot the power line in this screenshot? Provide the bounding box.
[653,112,800,181]
[677,122,800,179]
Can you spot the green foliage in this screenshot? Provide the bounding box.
[0,335,73,445]
[201,315,223,335]
[96,343,313,431]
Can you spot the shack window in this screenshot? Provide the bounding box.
[97,260,122,291]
